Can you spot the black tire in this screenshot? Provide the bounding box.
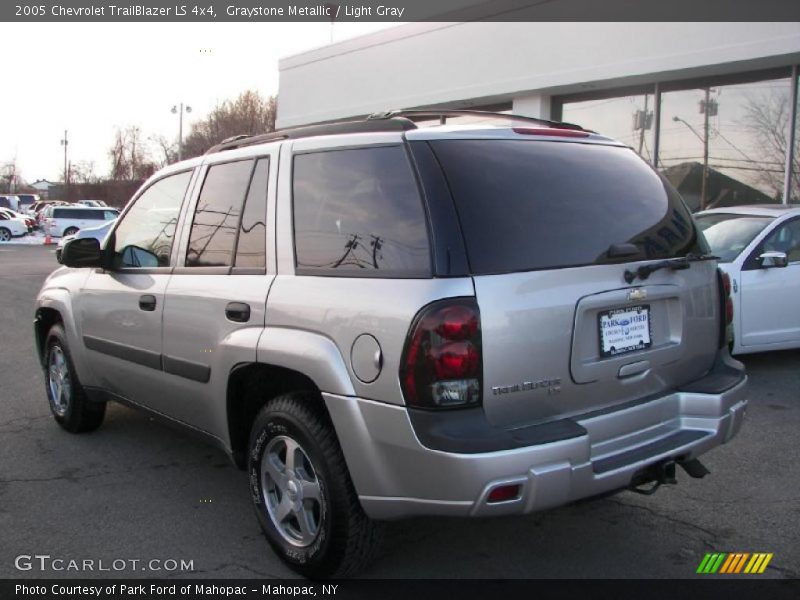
[63,227,79,237]
[0,227,11,242]
[248,392,382,578]
[44,323,105,433]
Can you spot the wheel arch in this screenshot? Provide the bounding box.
[227,362,332,469]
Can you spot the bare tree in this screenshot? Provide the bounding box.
[741,91,800,201]
[108,126,157,181]
[70,161,99,185]
[182,90,277,158]
[151,134,178,168]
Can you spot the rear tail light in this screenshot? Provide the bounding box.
[400,298,482,409]
[717,269,734,347]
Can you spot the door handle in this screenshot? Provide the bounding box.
[139,294,157,311]
[225,302,251,323]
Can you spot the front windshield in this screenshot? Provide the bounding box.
[694,213,774,262]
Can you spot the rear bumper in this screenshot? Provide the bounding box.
[324,359,747,520]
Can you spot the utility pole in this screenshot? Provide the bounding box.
[700,88,710,211]
[60,130,69,200]
[171,103,192,161]
[637,94,649,156]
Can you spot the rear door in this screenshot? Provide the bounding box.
[427,138,720,427]
[160,150,277,436]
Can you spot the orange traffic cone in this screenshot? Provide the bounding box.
[44,233,52,245]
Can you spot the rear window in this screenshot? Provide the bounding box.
[429,140,699,274]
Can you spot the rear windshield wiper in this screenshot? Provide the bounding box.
[624,253,718,284]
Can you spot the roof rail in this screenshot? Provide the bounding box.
[204,117,417,155]
[367,109,586,131]
[203,108,587,156]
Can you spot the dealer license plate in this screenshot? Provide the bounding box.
[598,305,652,357]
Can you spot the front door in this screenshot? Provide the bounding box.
[739,217,800,349]
[78,169,196,408]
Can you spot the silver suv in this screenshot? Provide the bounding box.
[34,110,748,577]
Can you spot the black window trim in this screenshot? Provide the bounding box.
[104,167,197,275]
[290,142,434,280]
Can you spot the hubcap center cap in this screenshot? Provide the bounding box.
[287,479,299,500]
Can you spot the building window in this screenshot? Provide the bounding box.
[555,69,799,211]
[561,92,656,162]
[658,78,791,211]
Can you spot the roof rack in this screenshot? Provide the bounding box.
[204,117,417,155]
[203,108,587,155]
[367,109,586,131]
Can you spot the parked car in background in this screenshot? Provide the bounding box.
[0,209,29,241]
[0,195,20,212]
[56,219,116,263]
[43,206,120,237]
[695,204,800,354]
[75,199,108,207]
[16,193,40,212]
[0,208,35,232]
[33,201,68,228]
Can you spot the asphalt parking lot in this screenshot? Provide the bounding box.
[0,244,798,579]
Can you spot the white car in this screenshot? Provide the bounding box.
[695,204,800,355]
[75,199,108,207]
[0,209,29,241]
[56,219,116,263]
[0,208,34,232]
[43,205,120,237]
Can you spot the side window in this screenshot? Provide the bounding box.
[113,170,192,269]
[292,146,430,276]
[186,160,253,268]
[104,210,119,221]
[761,219,800,263]
[234,157,269,269]
[0,213,7,221]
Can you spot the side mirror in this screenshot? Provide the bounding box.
[61,237,102,268]
[758,251,788,269]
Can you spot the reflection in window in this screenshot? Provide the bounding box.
[659,79,790,211]
[113,170,191,268]
[292,146,430,275]
[235,158,269,268]
[186,160,253,267]
[561,92,655,161]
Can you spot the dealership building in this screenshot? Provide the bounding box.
[278,22,800,207]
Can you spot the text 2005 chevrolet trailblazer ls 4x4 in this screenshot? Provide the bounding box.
[35,110,748,577]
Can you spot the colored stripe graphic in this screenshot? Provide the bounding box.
[697,553,713,574]
[699,552,774,574]
[710,553,726,573]
[720,554,736,574]
[734,553,750,573]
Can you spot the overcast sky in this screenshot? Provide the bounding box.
[0,22,396,183]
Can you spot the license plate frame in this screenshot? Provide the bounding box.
[598,304,652,358]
